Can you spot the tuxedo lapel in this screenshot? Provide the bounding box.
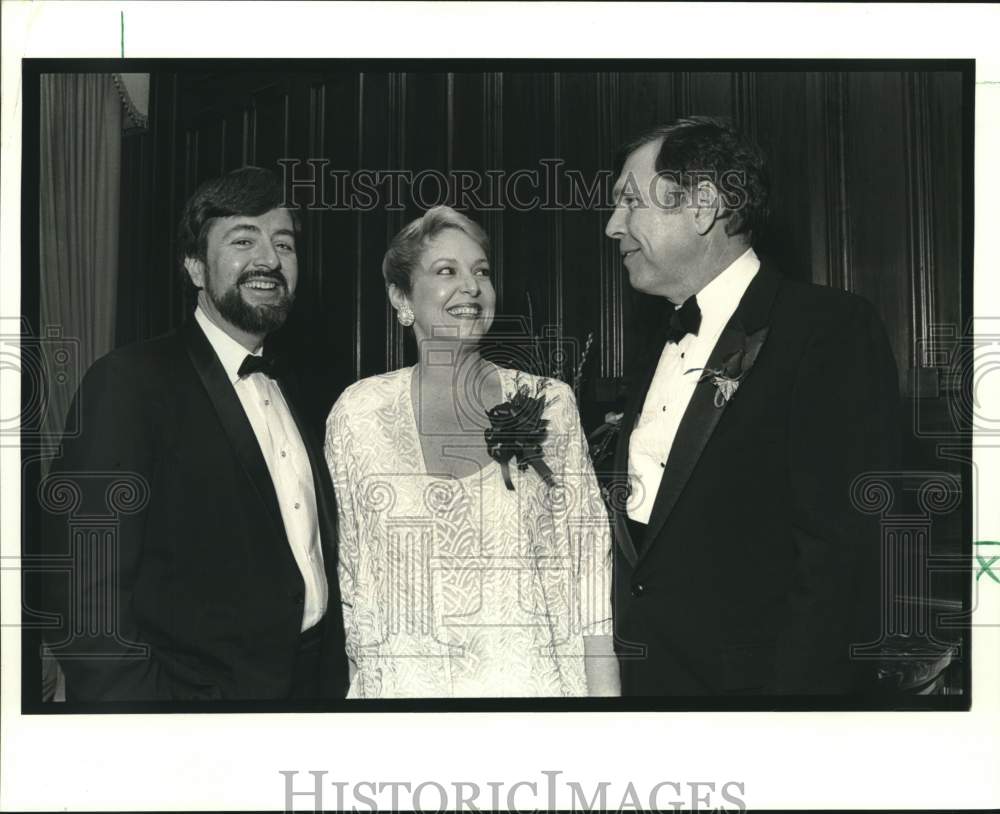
[636,268,781,559]
[639,322,749,552]
[181,320,287,544]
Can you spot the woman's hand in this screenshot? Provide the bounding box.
[583,635,621,697]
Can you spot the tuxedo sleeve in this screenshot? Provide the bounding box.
[775,296,901,693]
[43,354,177,701]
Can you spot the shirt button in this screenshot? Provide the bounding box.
[281,450,287,458]
[264,399,270,406]
[631,583,646,598]
[294,502,301,510]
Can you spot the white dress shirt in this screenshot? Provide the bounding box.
[195,307,327,631]
[627,247,760,524]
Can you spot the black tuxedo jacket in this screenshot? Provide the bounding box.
[42,320,349,702]
[612,267,900,695]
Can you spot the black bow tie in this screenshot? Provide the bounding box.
[238,353,281,380]
[665,296,702,344]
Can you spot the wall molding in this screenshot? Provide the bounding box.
[823,72,853,292]
[354,73,365,381]
[307,82,326,306]
[385,72,407,372]
[483,72,504,307]
[674,72,692,116]
[446,72,455,175]
[732,72,758,136]
[597,72,623,379]
[550,73,564,336]
[903,72,937,369]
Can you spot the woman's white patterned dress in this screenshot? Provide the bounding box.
[324,366,613,698]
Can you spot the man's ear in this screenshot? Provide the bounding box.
[184,256,205,289]
[692,181,724,236]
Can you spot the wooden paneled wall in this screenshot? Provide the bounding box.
[119,68,966,433]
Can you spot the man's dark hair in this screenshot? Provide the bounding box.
[615,116,769,239]
[176,166,301,280]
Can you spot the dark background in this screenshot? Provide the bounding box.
[117,67,967,420]
[23,62,973,707]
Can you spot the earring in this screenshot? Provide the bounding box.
[397,303,415,327]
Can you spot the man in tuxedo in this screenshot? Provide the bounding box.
[43,167,348,702]
[605,117,900,695]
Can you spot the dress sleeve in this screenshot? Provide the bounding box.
[551,382,614,638]
[324,396,360,666]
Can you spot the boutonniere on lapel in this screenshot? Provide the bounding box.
[485,378,557,491]
[686,327,769,408]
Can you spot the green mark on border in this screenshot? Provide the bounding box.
[120,11,124,58]
[974,541,1000,583]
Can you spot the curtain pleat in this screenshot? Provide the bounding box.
[39,74,122,450]
[39,74,122,702]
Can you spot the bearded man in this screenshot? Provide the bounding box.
[42,167,348,702]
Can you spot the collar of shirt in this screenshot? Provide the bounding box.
[679,246,760,342]
[194,305,262,385]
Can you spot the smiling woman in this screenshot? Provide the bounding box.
[323,206,620,699]
[385,206,496,346]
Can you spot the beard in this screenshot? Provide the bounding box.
[206,269,294,335]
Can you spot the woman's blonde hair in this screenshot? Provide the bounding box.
[382,205,490,294]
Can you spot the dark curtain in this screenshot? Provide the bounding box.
[39,74,122,454]
[38,73,123,701]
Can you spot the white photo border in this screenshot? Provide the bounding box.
[2,2,999,811]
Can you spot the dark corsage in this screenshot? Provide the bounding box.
[484,379,556,491]
[686,326,769,408]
